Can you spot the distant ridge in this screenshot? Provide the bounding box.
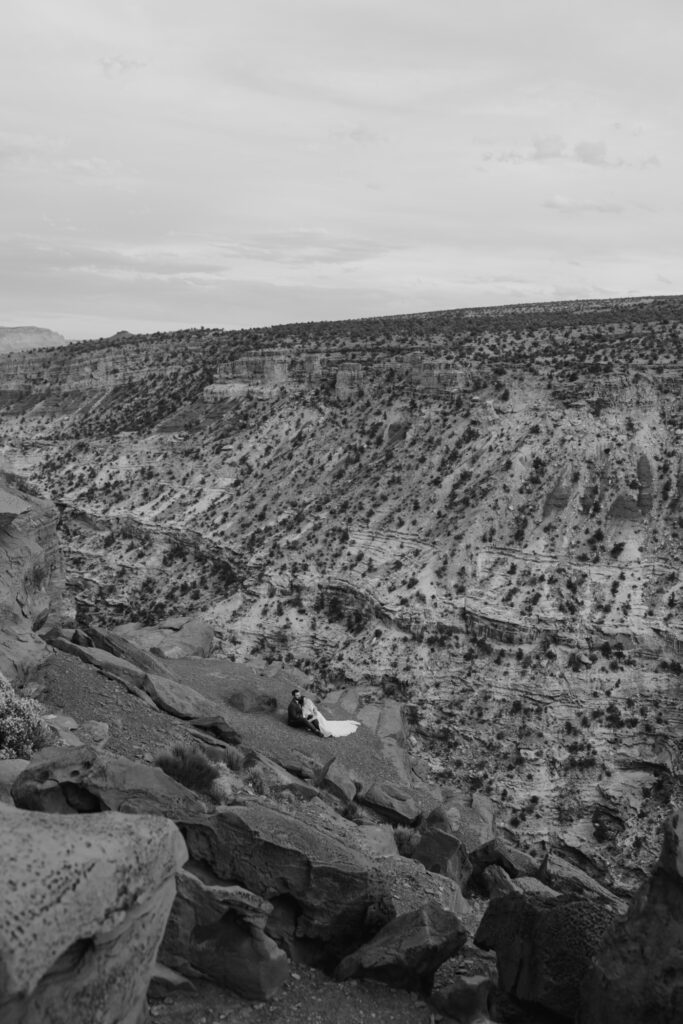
[0,326,66,354]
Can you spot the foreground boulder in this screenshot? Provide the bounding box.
[0,802,186,1024]
[335,902,467,993]
[160,866,289,1000]
[578,809,683,1023]
[475,892,613,1020]
[11,745,206,818]
[182,803,381,960]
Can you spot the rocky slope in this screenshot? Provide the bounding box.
[0,472,68,678]
[1,294,682,884]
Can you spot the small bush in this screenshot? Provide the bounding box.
[0,679,49,758]
[244,765,268,795]
[155,744,220,794]
[342,801,361,821]
[393,825,420,857]
[224,744,245,772]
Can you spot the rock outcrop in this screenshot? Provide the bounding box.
[113,616,214,659]
[335,902,467,992]
[160,866,289,1001]
[578,808,683,1023]
[0,477,66,678]
[475,892,613,1020]
[11,744,206,818]
[181,803,383,961]
[0,802,186,1024]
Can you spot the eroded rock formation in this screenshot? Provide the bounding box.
[0,477,67,678]
[0,802,186,1024]
[578,808,683,1023]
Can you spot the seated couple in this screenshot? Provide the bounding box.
[287,688,360,738]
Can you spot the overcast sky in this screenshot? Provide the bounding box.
[1,1,681,339]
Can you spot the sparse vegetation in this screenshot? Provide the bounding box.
[0,679,49,759]
[155,743,220,795]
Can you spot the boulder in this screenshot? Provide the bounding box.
[358,780,420,825]
[41,711,82,746]
[335,902,467,993]
[354,824,399,857]
[431,975,493,1024]
[475,893,613,1020]
[578,809,683,1024]
[411,826,473,888]
[481,864,519,899]
[275,748,322,782]
[49,636,148,689]
[160,865,289,1000]
[539,852,626,913]
[0,802,186,1024]
[74,720,109,749]
[113,616,214,659]
[481,865,560,901]
[320,757,357,803]
[470,837,538,881]
[188,715,241,746]
[86,623,180,679]
[376,845,472,927]
[142,673,225,722]
[0,758,29,804]
[148,963,196,998]
[182,803,380,958]
[11,745,206,819]
[441,790,497,852]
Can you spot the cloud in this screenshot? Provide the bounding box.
[573,140,609,166]
[484,135,567,164]
[99,56,146,78]
[486,136,657,170]
[215,230,398,267]
[531,135,566,160]
[332,124,381,145]
[543,195,623,214]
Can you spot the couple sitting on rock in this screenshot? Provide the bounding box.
[287,688,360,738]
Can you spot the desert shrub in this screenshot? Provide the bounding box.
[224,744,245,771]
[244,765,268,795]
[342,800,361,821]
[0,678,49,758]
[155,743,220,794]
[393,825,420,857]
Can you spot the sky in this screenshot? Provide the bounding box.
[1,0,681,340]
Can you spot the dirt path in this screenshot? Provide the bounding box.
[149,967,437,1024]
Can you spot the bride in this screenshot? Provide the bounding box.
[302,697,360,738]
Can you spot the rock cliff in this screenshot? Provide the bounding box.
[0,474,68,678]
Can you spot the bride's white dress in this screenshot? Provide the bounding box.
[302,698,360,738]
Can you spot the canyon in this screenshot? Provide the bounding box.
[1,293,682,893]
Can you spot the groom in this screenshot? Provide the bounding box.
[287,689,322,735]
